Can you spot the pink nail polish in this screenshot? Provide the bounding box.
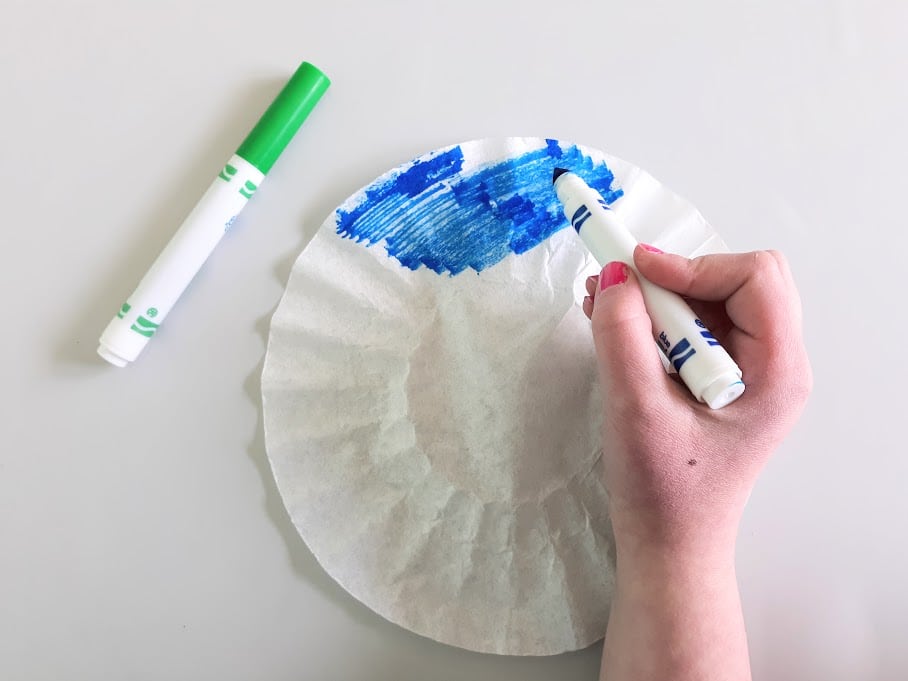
[599,262,628,290]
[640,243,663,254]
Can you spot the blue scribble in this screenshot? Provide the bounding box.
[335,140,623,276]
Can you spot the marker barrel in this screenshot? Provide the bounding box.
[97,62,329,367]
[98,155,263,366]
[554,172,745,409]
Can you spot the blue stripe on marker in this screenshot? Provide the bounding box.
[335,140,624,275]
[570,205,588,225]
[671,348,696,371]
[573,212,592,232]
[700,330,721,346]
[668,338,697,371]
[668,338,691,359]
[572,205,592,232]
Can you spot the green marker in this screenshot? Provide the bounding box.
[98,61,330,367]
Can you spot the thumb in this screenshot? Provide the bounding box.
[591,262,670,403]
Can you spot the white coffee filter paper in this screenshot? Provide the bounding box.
[262,138,726,655]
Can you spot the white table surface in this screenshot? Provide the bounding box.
[3,1,906,679]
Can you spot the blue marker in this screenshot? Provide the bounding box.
[553,168,745,409]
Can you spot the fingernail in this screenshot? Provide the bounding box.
[586,275,597,285]
[599,262,628,290]
[640,243,663,254]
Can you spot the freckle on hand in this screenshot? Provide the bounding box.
[688,459,697,466]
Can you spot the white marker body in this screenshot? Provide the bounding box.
[554,172,745,409]
[98,155,264,367]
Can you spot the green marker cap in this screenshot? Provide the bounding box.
[236,61,330,174]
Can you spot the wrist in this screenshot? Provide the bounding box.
[604,522,751,681]
[615,532,737,584]
[608,496,745,570]
[615,518,738,581]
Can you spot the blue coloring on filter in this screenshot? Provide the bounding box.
[335,140,624,276]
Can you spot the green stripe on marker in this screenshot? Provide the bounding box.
[239,180,258,198]
[130,324,155,337]
[218,163,238,182]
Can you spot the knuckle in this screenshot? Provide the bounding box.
[688,254,711,287]
[592,311,650,348]
[765,249,789,270]
[591,286,647,333]
[766,249,796,284]
[590,311,613,338]
[766,347,814,408]
[750,250,790,285]
[750,249,779,275]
